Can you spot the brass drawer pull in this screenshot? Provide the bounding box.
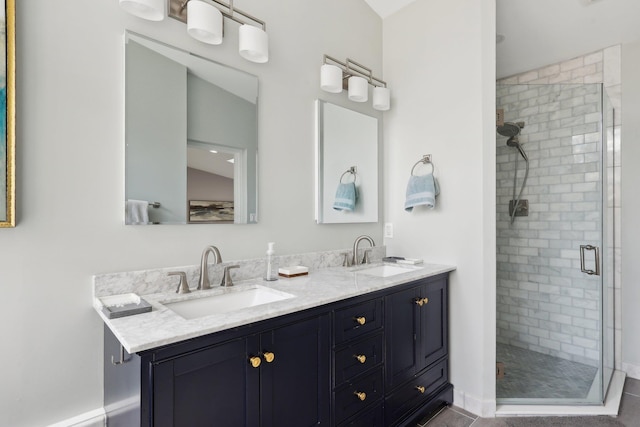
[249,356,261,368]
[263,351,275,363]
[353,391,367,401]
[354,354,367,364]
[415,385,426,394]
[354,316,366,326]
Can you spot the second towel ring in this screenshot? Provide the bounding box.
[411,155,434,176]
[340,166,358,183]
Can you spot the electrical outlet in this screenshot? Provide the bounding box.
[384,223,393,238]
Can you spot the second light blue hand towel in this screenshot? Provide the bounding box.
[404,173,439,212]
[333,182,357,211]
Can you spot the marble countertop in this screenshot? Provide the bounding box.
[94,262,455,354]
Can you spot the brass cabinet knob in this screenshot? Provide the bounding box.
[414,297,429,307]
[263,351,275,363]
[354,316,366,326]
[415,385,426,394]
[354,354,367,364]
[353,391,367,401]
[249,356,262,368]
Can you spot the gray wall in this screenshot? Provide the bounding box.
[126,40,187,223]
[187,167,234,201]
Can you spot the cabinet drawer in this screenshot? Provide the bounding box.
[337,403,383,427]
[334,298,383,344]
[334,333,383,386]
[334,368,384,424]
[385,359,448,426]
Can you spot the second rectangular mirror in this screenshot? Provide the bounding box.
[315,100,378,224]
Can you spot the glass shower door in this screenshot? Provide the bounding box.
[495,83,614,405]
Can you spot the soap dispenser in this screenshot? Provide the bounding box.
[264,242,279,281]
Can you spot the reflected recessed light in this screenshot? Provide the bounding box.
[227,158,235,164]
[209,150,218,154]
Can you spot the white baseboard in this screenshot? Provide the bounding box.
[623,362,640,380]
[453,388,496,417]
[46,408,105,427]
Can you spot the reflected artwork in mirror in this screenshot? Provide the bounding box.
[124,32,258,225]
[315,100,378,224]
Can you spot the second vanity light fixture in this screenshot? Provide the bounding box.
[119,0,269,63]
[320,55,390,111]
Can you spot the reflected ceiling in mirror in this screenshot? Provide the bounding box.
[124,31,258,225]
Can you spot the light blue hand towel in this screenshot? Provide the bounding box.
[404,173,439,212]
[333,182,357,211]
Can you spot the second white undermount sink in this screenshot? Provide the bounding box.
[164,286,295,319]
[356,264,422,278]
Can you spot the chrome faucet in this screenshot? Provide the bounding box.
[198,245,222,290]
[352,235,375,266]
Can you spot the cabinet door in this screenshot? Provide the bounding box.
[420,278,448,369]
[259,315,330,427]
[385,284,422,388]
[152,337,259,427]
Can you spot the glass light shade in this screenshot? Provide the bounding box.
[348,76,368,102]
[187,0,223,45]
[239,25,269,63]
[373,86,391,111]
[119,0,164,21]
[320,64,343,93]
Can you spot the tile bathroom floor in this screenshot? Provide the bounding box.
[417,378,640,427]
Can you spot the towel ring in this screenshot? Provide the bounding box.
[411,155,434,176]
[340,166,357,184]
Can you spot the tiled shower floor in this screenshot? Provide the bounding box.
[496,343,598,399]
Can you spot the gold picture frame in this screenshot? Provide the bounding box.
[1,0,15,227]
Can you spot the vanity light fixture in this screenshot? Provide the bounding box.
[320,55,390,111]
[170,0,269,63]
[120,0,269,63]
[119,0,165,21]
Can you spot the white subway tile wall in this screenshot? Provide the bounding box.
[496,46,621,369]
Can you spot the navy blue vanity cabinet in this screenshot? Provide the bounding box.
[149,314,330,427]
[384,275,453,426]
[104,271,453,427]
[152,336,258,427]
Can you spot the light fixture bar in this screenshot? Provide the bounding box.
[323,54,387,88]
[170,0,266,30]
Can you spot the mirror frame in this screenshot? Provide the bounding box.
[1,0,15,228]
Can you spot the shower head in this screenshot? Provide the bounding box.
[507,137,528,161]
[497,121,525,138]
[497,121,527,161]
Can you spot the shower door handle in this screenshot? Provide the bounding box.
[579,245,600,276]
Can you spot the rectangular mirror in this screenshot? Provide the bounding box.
[124,32,258,225]
[315,100,378,224]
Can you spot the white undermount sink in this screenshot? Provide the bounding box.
[356,264,422,278]
[164,286,295,319]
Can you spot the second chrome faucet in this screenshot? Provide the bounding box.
[352,235,375,266]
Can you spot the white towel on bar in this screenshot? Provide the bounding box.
[126,199,149,225]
